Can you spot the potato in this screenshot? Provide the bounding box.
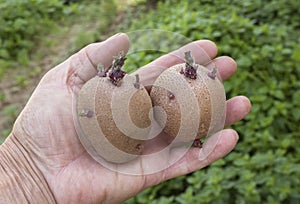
[77,53,152,163]
[150,51,226,143]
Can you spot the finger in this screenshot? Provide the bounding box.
[67,33,130,87]
[225,96,252,127]
[206,56,238,81]
[133,40,218,88]
[161,129,238,181]
[150,39,218,66]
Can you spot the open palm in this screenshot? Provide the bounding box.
[9,33,251,203]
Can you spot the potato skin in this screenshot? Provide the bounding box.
[150,64,226,142]
[77,75,152,163]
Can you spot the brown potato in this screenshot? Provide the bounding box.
[76,53,152,164]
[150,52,226,143]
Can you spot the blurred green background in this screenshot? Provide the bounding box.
[1,0,300,203]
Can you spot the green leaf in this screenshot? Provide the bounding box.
[292,91,300,104]
[237,56,252,67]
[292,109,300,121]
[292,47,300,61]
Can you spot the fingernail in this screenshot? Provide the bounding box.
[106,32,123,41]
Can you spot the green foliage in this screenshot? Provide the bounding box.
[68,0,118,53]
[0,0,77,78]
[120,0,300,203]
[0,103,21,142]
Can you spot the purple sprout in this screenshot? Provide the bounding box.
[135,143,143,153]
[207,67,217,80]
[108,51,127,86]
[192,138,203,148]
[79,109,94,118]
[97,64,107,77]
[180,51,197,79]
[133,74,141,89]
[167,91,175,100]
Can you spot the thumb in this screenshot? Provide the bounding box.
[67,33,130,87]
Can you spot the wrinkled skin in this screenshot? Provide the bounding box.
[0,33,251,203]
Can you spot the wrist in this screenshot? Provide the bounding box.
[0,134,56,203]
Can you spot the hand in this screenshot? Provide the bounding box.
[2,33,251,203]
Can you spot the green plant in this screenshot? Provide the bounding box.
[68,0,118,53]
[0,104,20,140]
[0,92,6,102]
[70,30,98,53]
[0,0,77,78]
